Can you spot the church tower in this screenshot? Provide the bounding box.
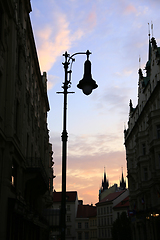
[120,169,126,190]
[102,167,109,191]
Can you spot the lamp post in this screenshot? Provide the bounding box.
[57,50,98,240]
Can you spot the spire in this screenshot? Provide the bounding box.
[102,167,109,190]
[104,166,106,182]
[120,167,126,190]
[145,23,151,78]
[148,24,151,62]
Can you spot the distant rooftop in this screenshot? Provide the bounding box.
[53,191,77,202]
[76,204,96,218]
[113,196,129,209]
[96,190,126,205]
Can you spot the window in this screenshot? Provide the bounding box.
[14,99,20,134]
[66,215,70,222]
[85,222,88,229]
[144,167,148,181]
[11,161,17,187]
[99,229,101,238]
[108,228,110,238]
[110,206,112,213]
[157,125,160,139]
[67,228,70,236]
[67,205,70,211]
[98,218,100,226]
[78,222,81,229]
[85,232,89,240]
[107,206,109,213]
[117,212,120,218]
[78,232,82,240]
[101,207,103,214]
[142,143,146,155]
[98,208,100,215]
[102,229,104,237]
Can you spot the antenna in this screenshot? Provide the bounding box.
[148,23,150,39]
[151,21,153,37]
[139,55,141,69]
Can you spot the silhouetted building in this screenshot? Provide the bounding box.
[124,34,160,240]
[76,203,97,240]
[50,191,79,240]
[120,170,126,190]
[0,0,54,239]
[96,190,129,240]
[102,168,109,191]
[99,168,109,201]
[99,169,126,201]
[113,196,129,219]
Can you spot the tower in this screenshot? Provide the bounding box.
[120,169,126,190]
[102,167,109,191]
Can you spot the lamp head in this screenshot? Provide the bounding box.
[77,59,98,95]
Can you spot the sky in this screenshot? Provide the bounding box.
[30,0,160,205]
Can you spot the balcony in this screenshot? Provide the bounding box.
[25,158,49,194]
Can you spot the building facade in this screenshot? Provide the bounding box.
[96,190,129,240]
[99,169,126,201]
[124,35,160,240]
[51,191,79,240]
[76,203,97,240]
[0,0,54,239]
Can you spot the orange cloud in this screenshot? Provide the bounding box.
[53,149,127,205]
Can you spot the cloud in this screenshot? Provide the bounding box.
[33,9,86,75]
[47,74,59,90]
[53,149,127,204]
[51,129,127,204]
[124,4,137,15]
[36,14,71,72]
[85,7,97,31]
[94,85,131,117]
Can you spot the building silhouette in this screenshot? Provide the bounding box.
[96,190,129,240]
[99,168,126,201]
[0,0,54,239]
[76,203,97,240]
[102,168,109,191]
[49,191,79,240]
[124,34,160,240]
[120,170,126,190]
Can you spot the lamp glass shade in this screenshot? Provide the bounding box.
[82,85,92,95]
[77,59,98,95]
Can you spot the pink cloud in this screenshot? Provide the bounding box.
[53,150,127,205]
[34,11,85,78]
[87,10,97,30]
[124,4,137,15]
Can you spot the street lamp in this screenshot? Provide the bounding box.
[57,50,98,240]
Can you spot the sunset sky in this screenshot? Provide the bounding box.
[30,0,160,204]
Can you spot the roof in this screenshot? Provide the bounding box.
[76,204,97,218]
[113,196,129,209]
[53,191,77,203]
[96,190,126,205]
